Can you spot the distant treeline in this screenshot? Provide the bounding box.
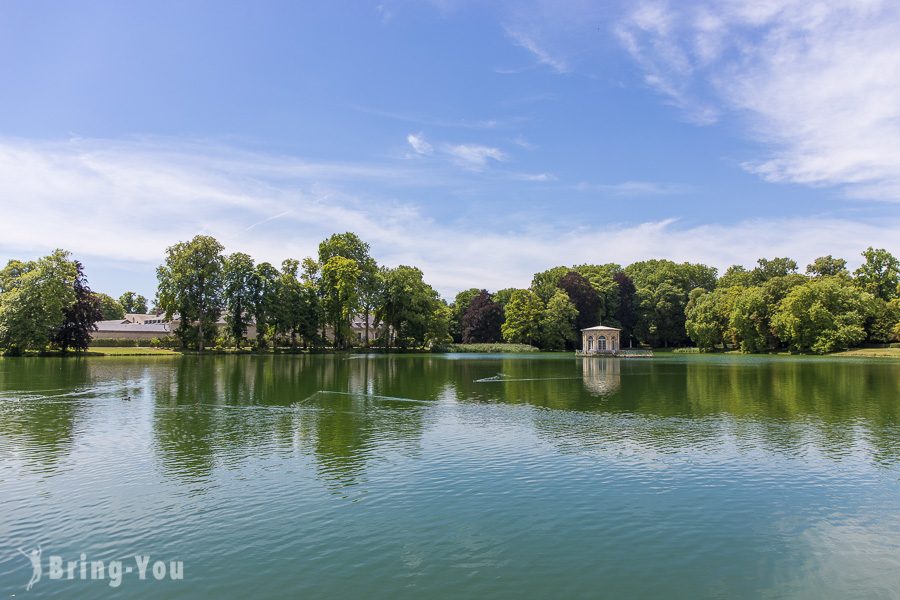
[1,233,898,354]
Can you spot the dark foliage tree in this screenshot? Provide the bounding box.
[461,290,502,343]
[612,271,637,346]
[450,288,481,342]
[558,271,601,332]
[53,261,102,352]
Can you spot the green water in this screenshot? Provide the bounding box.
[1,354,899,599]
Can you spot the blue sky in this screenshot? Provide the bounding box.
[1,0,899,299]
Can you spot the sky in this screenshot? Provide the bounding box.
[1,0,899,300]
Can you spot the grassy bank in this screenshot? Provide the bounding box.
[85,347,180,356]
[827,347,900,358]
[436,343,541,353]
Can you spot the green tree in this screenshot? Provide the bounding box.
[540,290,578,350]
[318,233,379,344]
[250,262,280,348]
[156,235,225,351]
[275,259,305,347]
[377,265,448,349]
[321,256,361,348]
[493,288,518,312]
[751,257,798,284]
[865,297,900,343]
[95,293,125,320]
[854,247,899,301]
[729,274,806,352]
[685,286,742,350]
[771,277,872,353]
[625,259,717,347]
[530,266,569,303]
[118,291,148,314]
[223,252,256,348]
[718,265,752,288]
[0,250,78,354]
[806,255,848,277]
[501,289,544,346]
[573,263,622,323]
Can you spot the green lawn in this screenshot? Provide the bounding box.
[86,347,180,356]
[828,347,900,358]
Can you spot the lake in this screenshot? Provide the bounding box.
[1,353,899,598]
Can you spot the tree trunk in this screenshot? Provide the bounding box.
[364,307,370,347]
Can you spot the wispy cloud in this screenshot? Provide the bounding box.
[406,132,433,155]
[504,25,569,73]
[617,0,900,200]
[350,104,514,130]
[0,137,897,298]
[443,143,507,170]
[575,180,690,196]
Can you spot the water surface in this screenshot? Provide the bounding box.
[1,354,899,598]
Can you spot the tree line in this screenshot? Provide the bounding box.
[1,233,898,354]
[0,250,147,354]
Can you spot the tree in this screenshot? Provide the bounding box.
[95,293,125,320]
[223,252,256,348]
[530,266,569,303]
[501,289,544,346]
[625,259,717,347]
[573,263,622,323]
[460,290,503,343]
[612,272,637,347]
[493,288,518,312]
[865,298,900,343]
[119,291,148,314]
[806,255,848,278]
[684,286,742,350]
[718,265,752,288]
[250,262,280,348]
[854,247,899,301]
[320,256,361,348]
[540,290,578,350]
[751,257,798,284]
[772,277,872,353]
[377,265,448,349]
[558,271,601,333]
[156,235,225,351]
[450,288,481,342]
[275,259,305,347]
[729,274,806,352]
[53,261,103,352]
[318,232,379,344]
[0,250,78,354]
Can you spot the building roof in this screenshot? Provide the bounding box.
[581,325,621,332]
[95,320,170,333]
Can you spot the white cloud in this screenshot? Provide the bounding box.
[617,0,900,200]
[0,136,897,299]
[443,143,507,170]
[504,26,570,73]
[575,180,689,195]
[406,132,433,155]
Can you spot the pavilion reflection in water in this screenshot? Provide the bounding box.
[580,357,621,396]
